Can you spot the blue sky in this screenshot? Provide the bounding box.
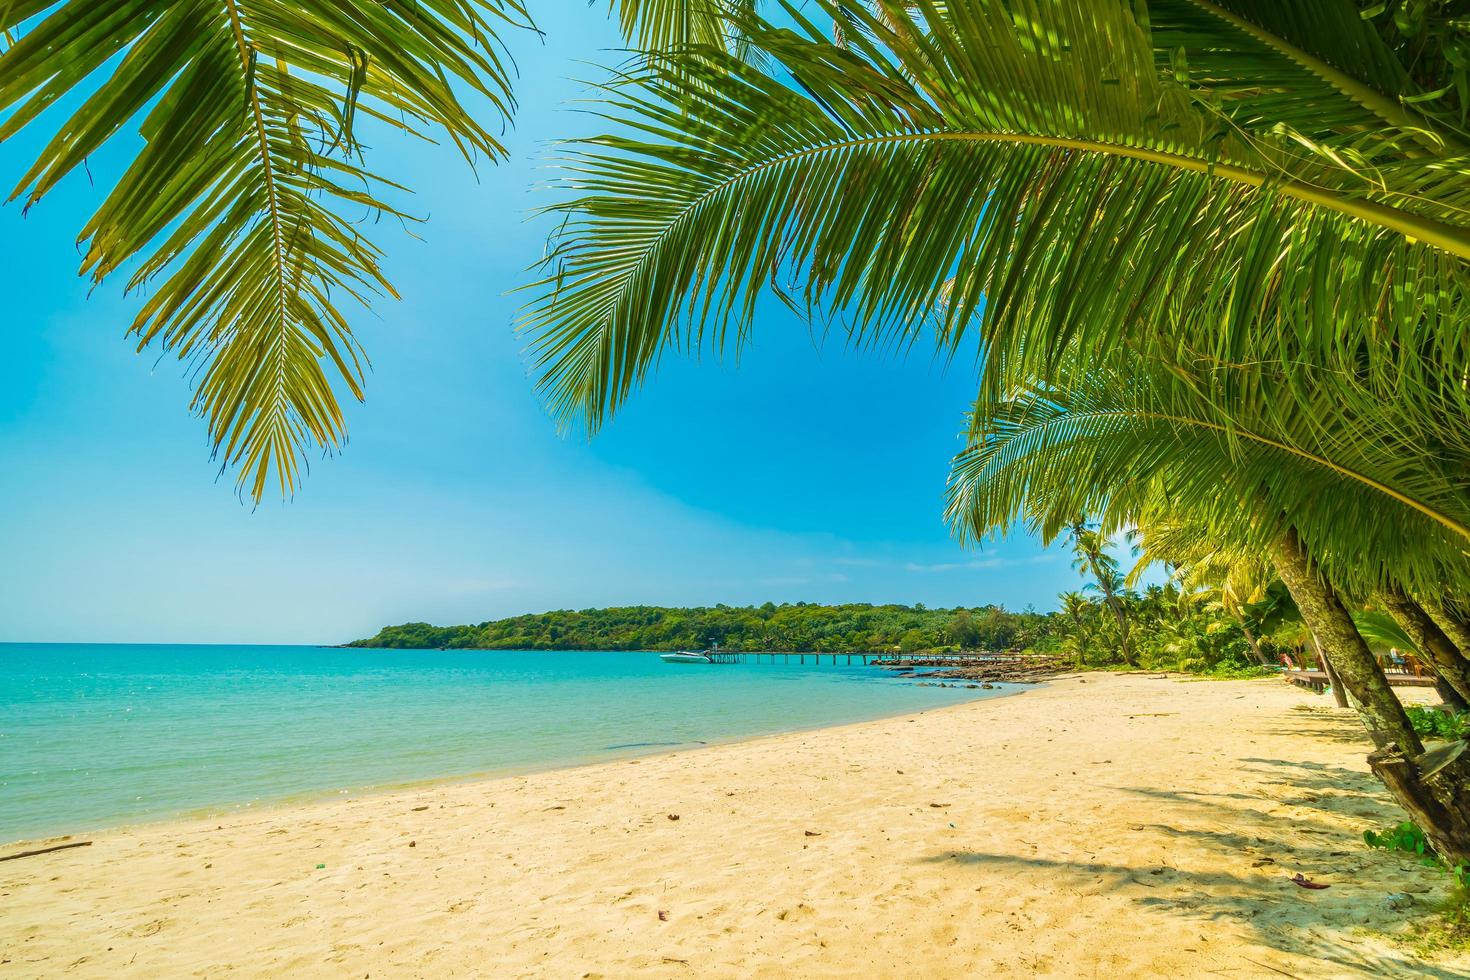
[0,3,1088,644]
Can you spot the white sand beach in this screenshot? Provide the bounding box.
[4,673,1465,978]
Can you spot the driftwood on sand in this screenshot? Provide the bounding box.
[0,840,93,862]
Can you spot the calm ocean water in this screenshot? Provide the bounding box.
[0,644,1010,843]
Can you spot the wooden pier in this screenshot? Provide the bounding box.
[1283,669,1436,694]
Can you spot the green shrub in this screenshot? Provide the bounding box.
[1204,662,1276,680]
[1406,705,1470,741]
[1365,820,1436,861]
[1364,819,1469,896]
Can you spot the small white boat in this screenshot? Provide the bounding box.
[660,650,713,665]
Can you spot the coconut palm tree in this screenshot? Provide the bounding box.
[941,351,1470,859]
[0,0,736,500]
[1067,524,1135,667]
[1126,525,1281,667]
[515,1,1470,857]
[1057,590,1093,665]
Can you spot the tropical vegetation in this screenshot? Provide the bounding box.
[350,602,1055,653]
[349,576,1280,677]
[14,0,1470,907]
[517,1,1470,864]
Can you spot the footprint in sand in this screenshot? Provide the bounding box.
[130,918,168,938]
[777,903,816,922]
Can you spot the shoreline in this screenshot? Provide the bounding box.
[5,673,1465,977]
[2,679,1032,850]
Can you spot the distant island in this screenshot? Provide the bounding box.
[347,602,1055,653]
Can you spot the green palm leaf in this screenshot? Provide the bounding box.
[943,352,1470,600]
[1353,609,1417,655]
[2,0,526,499]
[610,0,761,61]
[1149,1,1461,147]
[521,0,1470,434]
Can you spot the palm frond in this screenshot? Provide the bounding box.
[521,0,1470,433]
[1354,609,1417,656]
[1125,519,1272,609]
[1,0,525,499]
[1151,1,1463,148]
[942,353,1470,600]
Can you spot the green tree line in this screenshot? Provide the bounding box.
[349,602,1054,653]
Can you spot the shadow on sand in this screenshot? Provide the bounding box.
[918,718,1459,978]
[919,846,1458,977]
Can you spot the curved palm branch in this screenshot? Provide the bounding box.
[1,1,528,500]
[521,0,1470,433]
[1353,610,1417,656]
[1125,519,1272,609]
[943,354,1470,600]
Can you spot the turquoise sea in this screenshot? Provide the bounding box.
[0,644,1009,843]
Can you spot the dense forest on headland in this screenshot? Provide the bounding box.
[348,603,1052,653]
[347,559,1296,677]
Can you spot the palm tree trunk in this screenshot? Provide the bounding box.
[1237,620,1272,667]
[1423,600,1470,712]
[1271,528,1470,866]
[1270,530,1419,751]
[1104,593,1135,666]
[1379,588,1470,706]
[1433,677,1470,714]
[1090,569,1134,667]
[1426,599,1470,666]
[1312,634,1350,708]
[1067,613,1088,667]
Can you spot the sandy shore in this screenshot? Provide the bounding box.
[4,673,1466,978]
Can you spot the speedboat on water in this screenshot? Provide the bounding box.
[659,650,713,664]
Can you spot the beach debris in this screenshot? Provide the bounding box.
[0,840,92,863]
[316,863,326,869]
[1240,956,1300,979]
[412,805,429,812]
[804,830,822,837]
[1415,738,1467,779]
[1251,858,1276,867]
[658,909,669,921]
[667,814,680,821]
[1288,873,1329,889]
[929,803,951,808]
[408,841,416,848]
